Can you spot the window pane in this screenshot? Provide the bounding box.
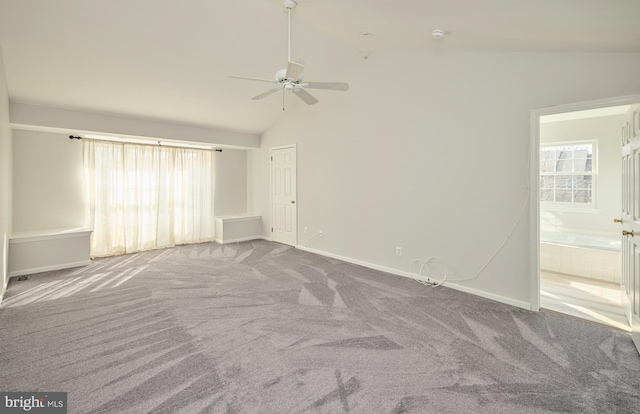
[555,176,573,189]
[585,156,592,172]
[541,189,554,202]
[573,149,589,159]
[574,175,592,190]
[540,149,556,172]
[573,189,591,203]
[556,160,572,172]
[540,176,554,189]
[540,148,556,159]
[573,157,592,172]
[555,190,572,202]
[540,160,556,173]
[556,151,572,172]
[573,158,585,172]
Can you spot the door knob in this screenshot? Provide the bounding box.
[623,230,634,237]
[291,200,295,204]
[614,218,623,223]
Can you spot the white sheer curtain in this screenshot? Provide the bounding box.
[83,140,215,257]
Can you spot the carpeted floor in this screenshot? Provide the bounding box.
[0,240,639,413]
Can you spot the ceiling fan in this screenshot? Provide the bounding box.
[229,0,349,107]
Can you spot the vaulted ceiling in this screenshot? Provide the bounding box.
[0,0,638,135]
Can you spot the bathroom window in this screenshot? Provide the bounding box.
[540,142,595,206]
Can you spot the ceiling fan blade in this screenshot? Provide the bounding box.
[252,87,283,100]
[293,88,318,105]
[285,61,305,81]
[305,82,349,91]
[230,75,277,84]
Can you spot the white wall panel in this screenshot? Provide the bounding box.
[10,102,260,149]
[251,51,640,308]
[214,149,248,216]
[12,130,87,232]
[12,131,249,235]
[0,47,11,297]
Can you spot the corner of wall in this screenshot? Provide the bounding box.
[0,44,13,302]
[0,232,7,301]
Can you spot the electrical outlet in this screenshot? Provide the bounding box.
[319,230,323,236]
[395,246,402,256]
[304,227,308,234]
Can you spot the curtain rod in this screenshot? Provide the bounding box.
[69,135,223,152]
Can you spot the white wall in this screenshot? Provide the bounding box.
[10,102,260,149]
[540,115,622,237]
[0,47,11,298]
[12,130,250,232]
[252,52,640,309]
[214,149,248,216]
[12,130,87,232]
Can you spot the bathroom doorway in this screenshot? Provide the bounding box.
[531,98,634,331]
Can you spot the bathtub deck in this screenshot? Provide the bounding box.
[540,271,630,332]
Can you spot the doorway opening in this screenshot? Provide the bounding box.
[530,97,635,331]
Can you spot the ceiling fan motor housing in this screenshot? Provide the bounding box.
[275,68,287,81]
[276,68,302,82]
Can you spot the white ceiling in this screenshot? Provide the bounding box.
[0,0,639,135]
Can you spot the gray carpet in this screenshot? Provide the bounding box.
[0,240,639,413]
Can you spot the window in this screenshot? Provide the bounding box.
[83,139,216,258]
[540,142,595,206]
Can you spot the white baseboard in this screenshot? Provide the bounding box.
[441,282,531,310]
[9,260,92,278]
[1,233,8,303]
[215,236,272,245]
[296,245,531,311]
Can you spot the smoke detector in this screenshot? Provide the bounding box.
[432,29,448,39]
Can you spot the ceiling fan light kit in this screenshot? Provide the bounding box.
[229,0,349,108]
[432,29,448,39]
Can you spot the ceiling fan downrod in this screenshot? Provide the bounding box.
[284,0,297,62]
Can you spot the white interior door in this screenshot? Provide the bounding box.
[271,146,297,246]
[621,97,640,354]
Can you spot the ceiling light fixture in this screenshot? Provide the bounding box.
[432,29,448,39]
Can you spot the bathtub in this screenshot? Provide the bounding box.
[540,231,621,284]
[540,231,621,252]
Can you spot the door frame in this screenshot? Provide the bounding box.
[270,144,297,246]
[529,95,640,311]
